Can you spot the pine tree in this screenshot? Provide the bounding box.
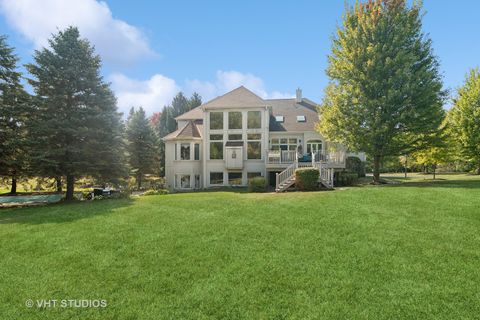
[26,27,126,200]
[0,35,30,194]
[317,0,445,183]
[448,68,480,174]
[125,107,158,189]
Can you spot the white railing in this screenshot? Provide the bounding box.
[314,162,334,188]
[275,161,297,189]
[268,149,346,166]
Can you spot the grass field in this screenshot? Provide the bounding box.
[1,173,479,319]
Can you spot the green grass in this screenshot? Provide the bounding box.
[1,173,479,319]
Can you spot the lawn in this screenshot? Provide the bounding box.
[1,173,479,319]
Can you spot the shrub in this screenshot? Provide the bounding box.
[295,168,319,191]
[248,177,267,192]
[142,189,170,196]
[334,172,358,187]
[346,156,366,177]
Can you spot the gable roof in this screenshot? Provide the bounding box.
[202,86,266,109]
[162,120,202,141]
[175,106,203,120]
[267,99,319,132]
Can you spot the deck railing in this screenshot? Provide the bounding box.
[267,150,345,165]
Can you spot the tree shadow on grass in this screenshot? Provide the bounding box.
[0,198,134,225]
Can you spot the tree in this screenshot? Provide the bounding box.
[0,35,30,194]
[26,27,126,200]
[448,68,480,174]
[317,0,445,183]
[125,107,158,189]
[413,125,452,179]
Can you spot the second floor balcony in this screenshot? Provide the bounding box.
[266,149,346,167]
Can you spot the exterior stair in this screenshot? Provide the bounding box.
[275,156,335,192]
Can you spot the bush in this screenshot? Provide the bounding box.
[295,168,319,191]
[142,189,170,196]
[334,172,358,187]
[248,177,267,192]
[346,156,366,177]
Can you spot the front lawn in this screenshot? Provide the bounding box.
[1,174,479,319]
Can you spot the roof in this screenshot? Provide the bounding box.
[267,99,319,132]
[202,86,266,109]
[175,106,203,120]
[162,120,202,141]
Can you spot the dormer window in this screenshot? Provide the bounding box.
[297,115,306,122]
[275,115,284,123]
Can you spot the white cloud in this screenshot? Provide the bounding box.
[109,73,179,116]
[0,0,155,65]
[109,70,293,116]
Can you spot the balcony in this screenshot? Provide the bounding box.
[266,150,346,168]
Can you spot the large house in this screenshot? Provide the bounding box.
[163,86,365,192]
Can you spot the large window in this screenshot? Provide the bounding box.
[270,138,298,151]
[180,143,190,160]
[307,140,323,154]
[210,172,223,185]
[247,172,262,179]
[210,134,223,160]
[175,174,191,189]
[194,144,200,160]
[228,134,242,140]
[228,112,242,129]
[228,172,242,185]
[210,112,223,130]
[247,133,261,159]
[247,111,261,129]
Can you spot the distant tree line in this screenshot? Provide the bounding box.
[0,27,201,199]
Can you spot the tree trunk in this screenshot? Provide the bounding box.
[56,176,62,192]
[10,174,17,194]
[373,155,381,184]
[476,163,480,175]
[137,172,142,190]
[404,155,408,179]
[66,175,75,201]
[433,165,436,180]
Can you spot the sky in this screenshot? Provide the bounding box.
[1,0,479,116]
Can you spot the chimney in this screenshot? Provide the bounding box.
[296,88,302,103]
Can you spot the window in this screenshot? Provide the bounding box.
[247,133,261,160]
[194,144,200,160]
[297,115,306,122]
[247,172,262,179]
[210,112,223,130]
[194,175,200,188]
[228,134,242,140]
[228,112,242,129]
[174,143,177,160]
[247,111,261,129]
[210,134,223,159]
[176,174,191,189]
[180,143,190,160]
[228,172,242,185]
[275,115,284,122]
[307,140,323,154]
[270,137,298,151]
[210,172,223,185]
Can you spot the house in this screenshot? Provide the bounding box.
[163,86,365,192]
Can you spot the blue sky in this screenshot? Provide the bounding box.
[1,0,479,115]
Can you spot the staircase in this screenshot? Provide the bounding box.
[275,161,334,192]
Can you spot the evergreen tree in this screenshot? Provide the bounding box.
[448,68,480,174]
[125,107,158,189]
[317,0,445,183]
[0,35,30,194]
[26,27,126,200]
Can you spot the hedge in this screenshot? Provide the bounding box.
[334,172,358,187]
[248,177,267,192]
[346,156,366,177]
[295,168,319,191]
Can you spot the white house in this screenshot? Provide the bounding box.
[163,86,365,192]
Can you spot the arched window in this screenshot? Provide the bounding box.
[306,140,323,154]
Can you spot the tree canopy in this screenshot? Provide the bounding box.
[317,0,445,182]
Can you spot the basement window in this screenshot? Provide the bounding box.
[275,115,284,123]
[297,115,306,122]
